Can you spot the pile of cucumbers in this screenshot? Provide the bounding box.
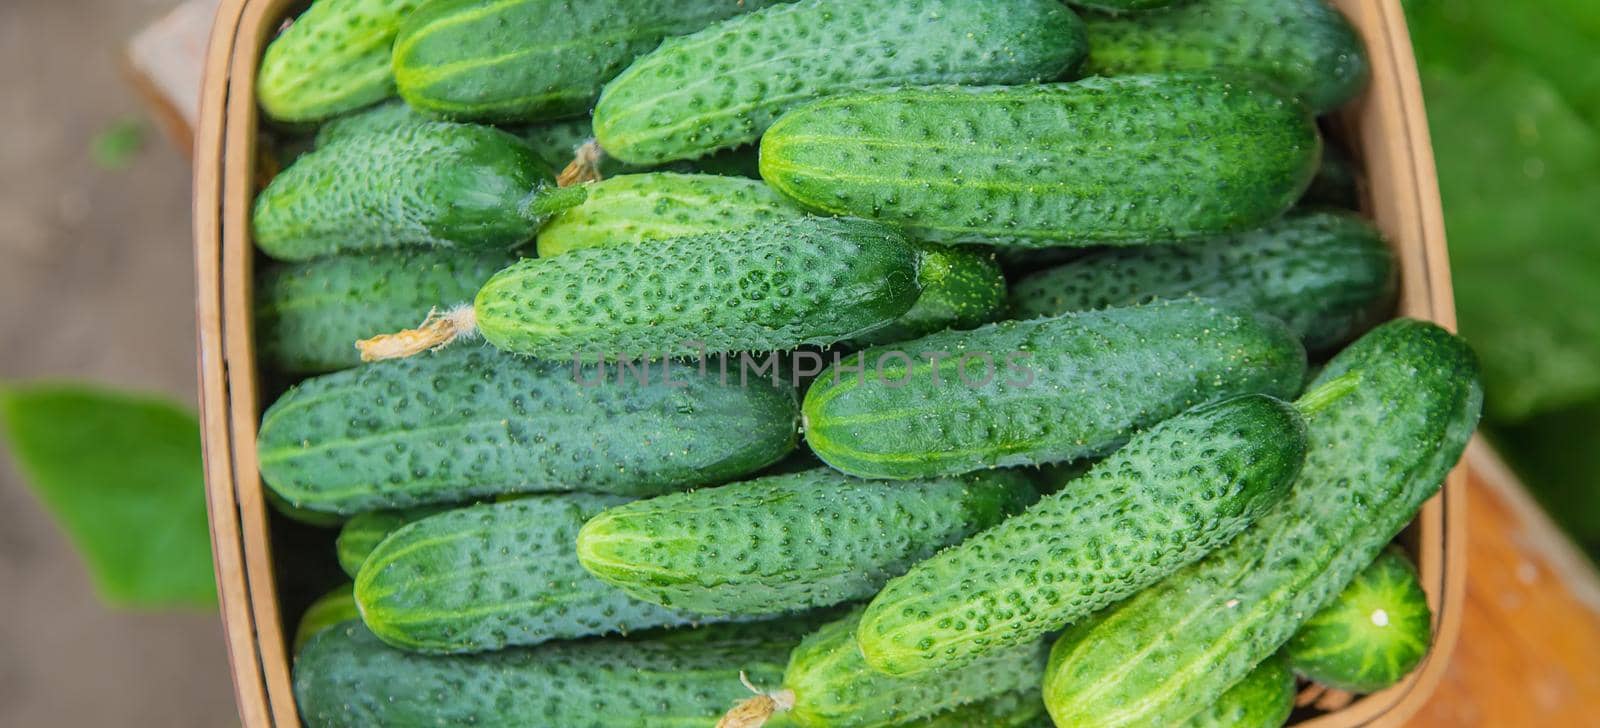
[252,1,1482,726]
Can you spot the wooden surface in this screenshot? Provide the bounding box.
[1410,442,1600,725]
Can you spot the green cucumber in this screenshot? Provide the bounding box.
[256,248,514,374]
[534,174,1002,347]
[594,0,1089,164]
[1009,211,1397,352]
[312,99,427,147]
[265,488,345,527]
[1041,320,1482,726]
[575,467,1038,616]
[294,620,793,727]
[846,247,1008,348]
[735,608,1048,728]
[1082,0,1369,113]
[1185,655,1296,728]
[803,299,1307,480]
[760,75,1321,247]
[257,346,798,514]
[252,122,573,261]
[392,0,779,123]
[518,118,762,179]
[294,583,358,652]
[535,173,805,257]
[474,217,922,360]
[356,495,718,653]
[257,0,423,122]
[904,690,1048,728]
[1284,547,1433,693]
[857,394,1306,676]
[1072,0,1178,11]
[334,506,450,577]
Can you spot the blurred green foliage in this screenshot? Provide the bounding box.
[1408,1,1600,554]
[0,384,216,608]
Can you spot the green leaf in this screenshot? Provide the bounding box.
[0,384,216,608]
[1408,2,1600,422]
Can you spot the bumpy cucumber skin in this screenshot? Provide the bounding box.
[393,0,777,123]
[858,395,1306,676]
[294,583,359,652]
[476,217,923,360]
[256,248,514,374]
[1042,320,1482,727]
[848,246,1009,348]
[1184,655,1296,728]
[357,496,717,653]
[1284,547,1433,693]
[594,0,1089,164]
[761,75,1321,248]
[782,609,1049,728]
[312,99,427,147]
[575,468,1038,616]
[294,620,790,727]
[1072,0,1178,11]
[536,173,805,257]
[1083,0,1370,113]
[252,123,558,261]
[257,347,799,514]
[803,299,1307,480]
[334,506,450,577]
[257,0,423,122]
[1009,211,1396,352]
[904,690,1048,728]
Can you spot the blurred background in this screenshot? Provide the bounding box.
[0,0,1595,726]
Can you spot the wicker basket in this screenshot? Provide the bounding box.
[192,1,1465,724]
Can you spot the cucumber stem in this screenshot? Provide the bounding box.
[355,304,477,362]
[557,140,604,187]
[1295,370,1362,416]
[716,672,793,728]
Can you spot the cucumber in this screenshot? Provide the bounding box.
[252,122,574,261]
[1041,320,1482,726]
[846,247,1008,348]
[294,583,358,652]
[257,346,798,514]
[1082,0,1369,113]
[357,495,720,653]
[1009,211,1396,352]
[517,118,764,179]
[334,506,450,577]
[803,299,1307,480]
[265,488,345,528]
[295,620,793,727]
[730,608,1048,728]
[257,0,423,122]
[256,248,515,373]
[474,217,923,360]
[1072,0,1178,11]
[534,174,1000,347]
[392,0,779,123]
[535,173,805,257]
[575,467,1038,616]
[1284,547,1433,693]
[1185,655,1296,728]
[760,75,1321,248]
[904,690,1048,728]
[594,0,1089,164]
[857,394,1306,676]
[312,99,427,147]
